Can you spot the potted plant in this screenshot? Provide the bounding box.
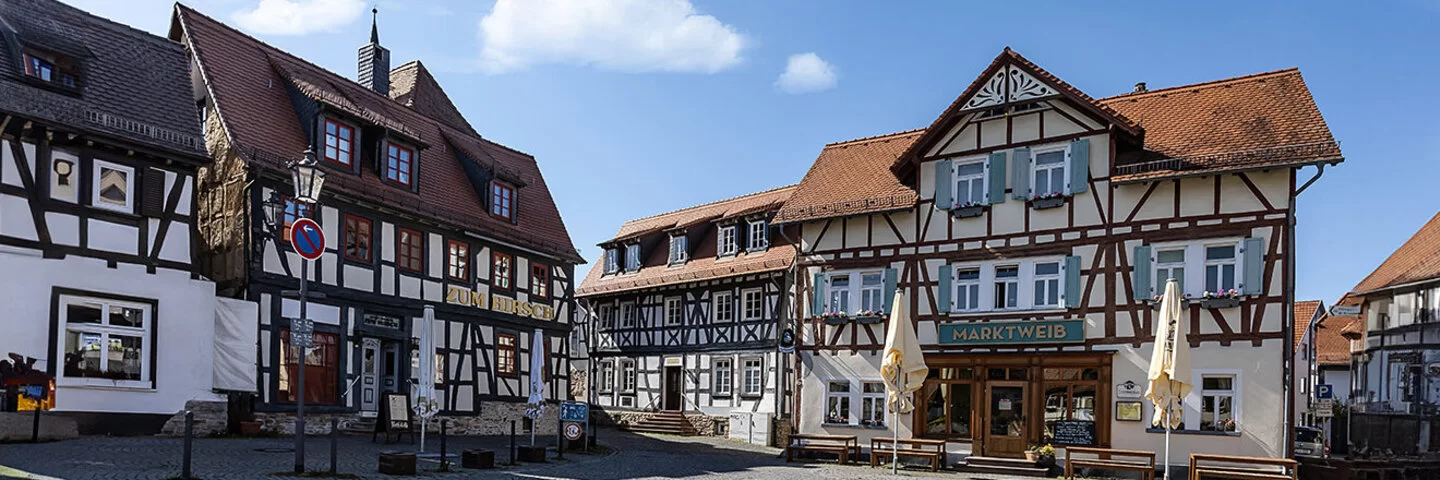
[1150,292,1192,310]
[953,201,985,219]
[1026,443,1056,467]
[820,311,850,325]
[855,309,886,324]
[1031,191,1067,210]
[1199,289,1242,309]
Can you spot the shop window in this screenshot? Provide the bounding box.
[712,292,733,323]
[861,382,887,427]
[1200,374,1237,432]
[446,240,469,281]
[530,263,549,298]
[343,215,372,262]
[741,357,763,397]
[825,381,851,424]
[58,295,153,387]
[713,358,732,396]
[922,379,973,438]
[492,252,512,290]
[278,328,338,405]
[496,333,517,376]
[1042,368,1099,445]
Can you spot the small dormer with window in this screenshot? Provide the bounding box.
[717,222,739,257]
[20,46,82,94]
[668,232,688,266]
[624,242,641,272]
[381,139,415,188]
[746,218,769,252]
[490,180,514,221]
[603,247,620,275]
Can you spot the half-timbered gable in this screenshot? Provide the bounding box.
[777,48,1342,462]
[171,5,580,432]
[578,186,794,429]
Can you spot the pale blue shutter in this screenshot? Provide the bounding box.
[1243,237,1264,295]
[812,273,825,316]
[1011,147,1032,200]
[882,267,898,312]
[937,264,953,313]
[1069,139,1090,195]
[934,160,953,211]
[986,152,1007,205]
[1064,255,1082,308]
[1133,245,1152,300]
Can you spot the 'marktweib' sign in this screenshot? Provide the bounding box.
[938,319,1085,345]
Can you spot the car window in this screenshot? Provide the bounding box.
[1295,429,1322,443]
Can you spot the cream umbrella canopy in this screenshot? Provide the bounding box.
[1146,278,1192,477]
[880,290,927,473]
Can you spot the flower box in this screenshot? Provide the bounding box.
[822,315,851,326]
[952,205,985,218]
[1200,297,1241,309]
[1031,196,1066,210]
[855,315,885,325]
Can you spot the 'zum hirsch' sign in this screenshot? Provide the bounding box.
[938,319,1085,345]
[445,286,557,321]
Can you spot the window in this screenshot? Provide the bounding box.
[665,297,684,325]
[1031,148,1066,198]
[496,333,517,376]
[1205,245,1237,293]
[956,268,981,311]
[826,381,852,424]
[747,220,769,251]
[829,274,851,314]
[396,228,423,273]
[994,266,1019,309]
[861,382,887,427]
[384,142,413,186]
[921,368,975,438]
[411,348,445,386]
[598,361,615,393]
[822,270,892,316]
[492,252,513,290]
[1033,261,1061,308]
[598,305,614,330]
[490,182,514,221]
[718,225,738,256]
[1200,375,1237,432]
[280,196,312,240]
[343,215,372,262]
[25,53,54,81]
[530,264,549,298]
[604,248,619,274]
[278,328,338,405]
[860,273,885,314]
[446,240,469,281]
[58,295,153,387]
[322,119,354,166]
[620,302,636,328]
[713,358,732,396]
[742,289,764,320]
[1042,368,1099,444]
[669,235,688,265]
[1155,249,1186,294]
[712,292,733,323]
[625,244,641,271]
[92,160,134,213]
[621,360,637,393]
[953,160,986,207]
[742,358,763,397]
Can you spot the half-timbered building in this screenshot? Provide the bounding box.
[578,186,796,436]
[0,0,227,434]
[170,6,581,433]
[774,49,1342,467]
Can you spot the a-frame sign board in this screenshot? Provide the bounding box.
[372,392,414,444]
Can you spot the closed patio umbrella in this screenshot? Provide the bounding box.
[526,328,547,446]
[1146,279,1192,478]
[880,290,927,473]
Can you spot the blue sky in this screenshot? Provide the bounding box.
[78,0,1439,305]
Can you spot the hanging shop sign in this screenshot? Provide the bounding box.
[937,319,1085,345]
[1115,380,1144,399]
[778,328,796,353]
[444,286,557,321]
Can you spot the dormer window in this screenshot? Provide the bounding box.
[669,234,688,265]
[718,225,738,257]
[604,248,619,274]
[383,141,413,187]
[747,220,769,252]
[25,54,53,81]
[21,49,80,92]
[490,181,514,221]
[625,243,641,271]
[322,119,354,167]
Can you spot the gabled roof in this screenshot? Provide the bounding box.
[172,4,580,263]
[578,185,796,296]
[774,130,923,225]
[1351,210,1440,295]
[1293,300,1324,349]
[891,48,1142,174]
[389,61,478,137]
[0,0,204,159]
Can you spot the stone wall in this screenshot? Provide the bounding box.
[595,410,726,436]
[771,416,792,448]
[0,412,78,442]
[255,400,558,436]
[160,400,229,437]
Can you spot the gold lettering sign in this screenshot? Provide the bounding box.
[939,319,1085,345]
[444,286,556,321]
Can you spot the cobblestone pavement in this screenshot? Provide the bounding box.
[0,428,1037,479]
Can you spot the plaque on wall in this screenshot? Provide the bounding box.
[1115,380,1144,399]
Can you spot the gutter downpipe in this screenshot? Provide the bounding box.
[1287,163,1326,459]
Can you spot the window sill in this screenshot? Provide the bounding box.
[57,379,153,391]
[1029,196,1068,210]
[945,307,1068,317]
[1145,427,1240,437]
[822,423,889,430]
[951,205,986,219]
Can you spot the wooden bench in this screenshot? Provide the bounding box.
[870,437,947,472]
[786,433,859,465]
[1065,446,1156,480]
[1189,454,1297,480]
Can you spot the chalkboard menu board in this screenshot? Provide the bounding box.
[375,393,411,433]
[1050,420,1096,446]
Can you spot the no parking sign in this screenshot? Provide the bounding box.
[289,218,325,260]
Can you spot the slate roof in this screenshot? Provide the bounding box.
[172,5,580,263]
[578,185,796,296]
[1351,211,1440,294]
[774,130,923,224]
[0,0,204,159]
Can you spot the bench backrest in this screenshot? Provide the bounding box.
[1189,454,1296,480]
[1065,446,1157,466]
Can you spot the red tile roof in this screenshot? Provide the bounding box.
[1293,300,1323,349]
[1315,315,1359,365]
[389,61,478,137]
[172,5,580,263]
[774,130,923,224]
[1352,211,1440,294]
[578,186,796,296]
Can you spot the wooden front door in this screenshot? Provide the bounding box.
[663,366,683,411]
[984,381,1028,457]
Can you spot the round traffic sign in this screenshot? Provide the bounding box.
[289,218,326,260]
[564,422,583,441]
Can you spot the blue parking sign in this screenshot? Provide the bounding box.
[560,402,588,423]
[1317,384,1333,399]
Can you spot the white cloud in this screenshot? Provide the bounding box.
[232,0,366,36]
[477,0,750,74]
[775,53,837,94]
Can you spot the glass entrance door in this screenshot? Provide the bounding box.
[360,338,381,414]
[985,381,1028,457]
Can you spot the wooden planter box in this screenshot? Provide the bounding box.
[461,448,494,469]
[1151,301,1190,310]
[821,316,850,326]
[379,451,417,475]
[1031,196,1067,210]
[855,315,885,325]
[518,445,547,463]
[1200,297,1241,309]
[952,205,985,218]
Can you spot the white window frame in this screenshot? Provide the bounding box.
[993,264,1021,310]
[955,267,982,311]
[598,361,615,394]
[1032,260,1062,308]
[624,244,641,271]
[1029,143,1070,198]
[712,358,733,397]
[1204,242,1239,294]
[821,269,888,316]
[741,288,764,321]
[620,359,637,394]
[718,225,738,256]
[860,381,888,428]
[598,304,614,330]
[56,294,154,389]
[604,249,619,274]
[92,159,135,213]
[1191,369,1241,433]
[825,380,852,425]
[664,297,684,326]
[1153,247,1187,297]
[951,156,988,208]
[669,235,688,265]
[1147,238,1246,298]
[741,357,763,397]
[712,292,734,323]
[747,219,769,251]
[949,257,1068,313]
[620,302,636,328]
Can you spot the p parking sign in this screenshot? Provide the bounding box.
[1317,384,1333,400]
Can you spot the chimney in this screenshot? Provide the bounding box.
[358,8,390,95]
[1133,82,1147,93]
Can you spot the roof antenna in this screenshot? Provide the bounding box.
[369,7,379,44]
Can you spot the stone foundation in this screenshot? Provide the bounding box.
[160,400,229,437]
[596,410,725,436]
[771,416,793,448]
[255,400,559,436]
[0,412,79,442]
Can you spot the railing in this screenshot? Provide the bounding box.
[1113,142,1341,177]
[774,193,917,224]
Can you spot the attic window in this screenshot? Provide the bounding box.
[383,141,413,187]
[490,181,514,221]
[322,119,354,167]
[22,49,80,92]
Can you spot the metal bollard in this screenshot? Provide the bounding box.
[30,405,40,443]
[439,419,449,471]
[329,417,338,475]
[182,411,194,480]
[509,420,517,465]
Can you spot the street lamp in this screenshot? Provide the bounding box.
[272,148,325,474]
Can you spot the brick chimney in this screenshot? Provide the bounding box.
[358,8,390,95]
[1133,82,1147,93]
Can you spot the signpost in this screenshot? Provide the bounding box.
[560,402,589,423]
[288,217,324,473]
[564,422,583,441]
[1329,305,1361,317]
[1317,384,1333,400]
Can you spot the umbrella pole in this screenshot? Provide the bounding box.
[893,371,901,475]
[1164,415,1170,479]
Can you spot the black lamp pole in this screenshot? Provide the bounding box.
[285,149,325,474]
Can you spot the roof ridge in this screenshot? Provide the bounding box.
[1352,209,1440,293]
[32,0,187,52]
[1100,68,1301,101]
[621,184,798,226]
[825,128,926,148]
